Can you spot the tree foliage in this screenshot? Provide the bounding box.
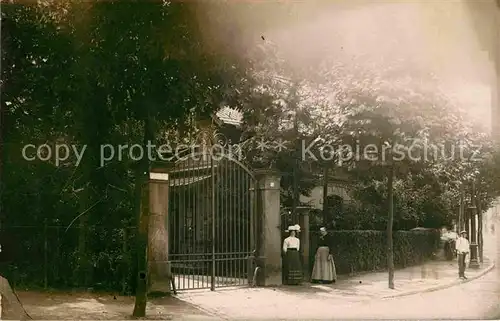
[241,45,500,230]
[1,1,252,316]
[2,0,500,310]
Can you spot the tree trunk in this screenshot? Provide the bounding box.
[387,164,395,289]
[0,275,31,320]
[132,116,154,318]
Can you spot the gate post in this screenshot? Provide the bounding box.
[299,211,310,280]
[254,169,281,286]
[148,170,171,295]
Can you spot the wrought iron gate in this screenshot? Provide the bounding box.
[168,152,256,291]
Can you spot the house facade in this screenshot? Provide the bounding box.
[299,179,352,211]
[299,165,353,209]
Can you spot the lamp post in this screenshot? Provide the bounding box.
[467,204,480,268]
[468,181,480,269]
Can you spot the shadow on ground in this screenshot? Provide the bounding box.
[16,290,212,320]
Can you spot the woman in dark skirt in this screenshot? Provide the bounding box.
[311,227,337,284]
[282,225,302,285]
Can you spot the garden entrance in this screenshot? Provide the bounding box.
[168,152,257,291]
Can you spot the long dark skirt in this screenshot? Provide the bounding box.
[284,248,302,285]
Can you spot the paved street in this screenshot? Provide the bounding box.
[178,266,499,320]
[343,265,500,320]
[178,215,500,320]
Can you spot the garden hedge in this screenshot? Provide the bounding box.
[309,230,440,275]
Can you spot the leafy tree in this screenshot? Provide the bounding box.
[330,63,474,288]
[240,40,346,211]
[2,1,252,317]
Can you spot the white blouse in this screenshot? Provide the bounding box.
[282,236,300,252]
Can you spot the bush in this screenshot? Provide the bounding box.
[0,226,136,293]
[309,229,440,275]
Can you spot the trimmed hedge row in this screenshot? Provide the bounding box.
[309,230,440,275]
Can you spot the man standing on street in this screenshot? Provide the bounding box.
[455,230,470,279]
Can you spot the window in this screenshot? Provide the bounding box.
[326,195,343,213]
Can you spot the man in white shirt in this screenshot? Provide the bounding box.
[455,230,470,279]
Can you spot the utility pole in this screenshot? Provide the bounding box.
[291,82,300,217]
[387,160,395,289]
[291,116,299,216]
[322,167,329,226]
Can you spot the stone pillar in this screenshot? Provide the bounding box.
[148,171,171,294]
[254,169,282,286]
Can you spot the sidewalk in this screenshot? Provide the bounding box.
[324,256,494,299]
[178,255,495,319]
[176,208,500,319]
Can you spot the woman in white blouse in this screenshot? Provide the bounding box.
[282,224,302,285]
